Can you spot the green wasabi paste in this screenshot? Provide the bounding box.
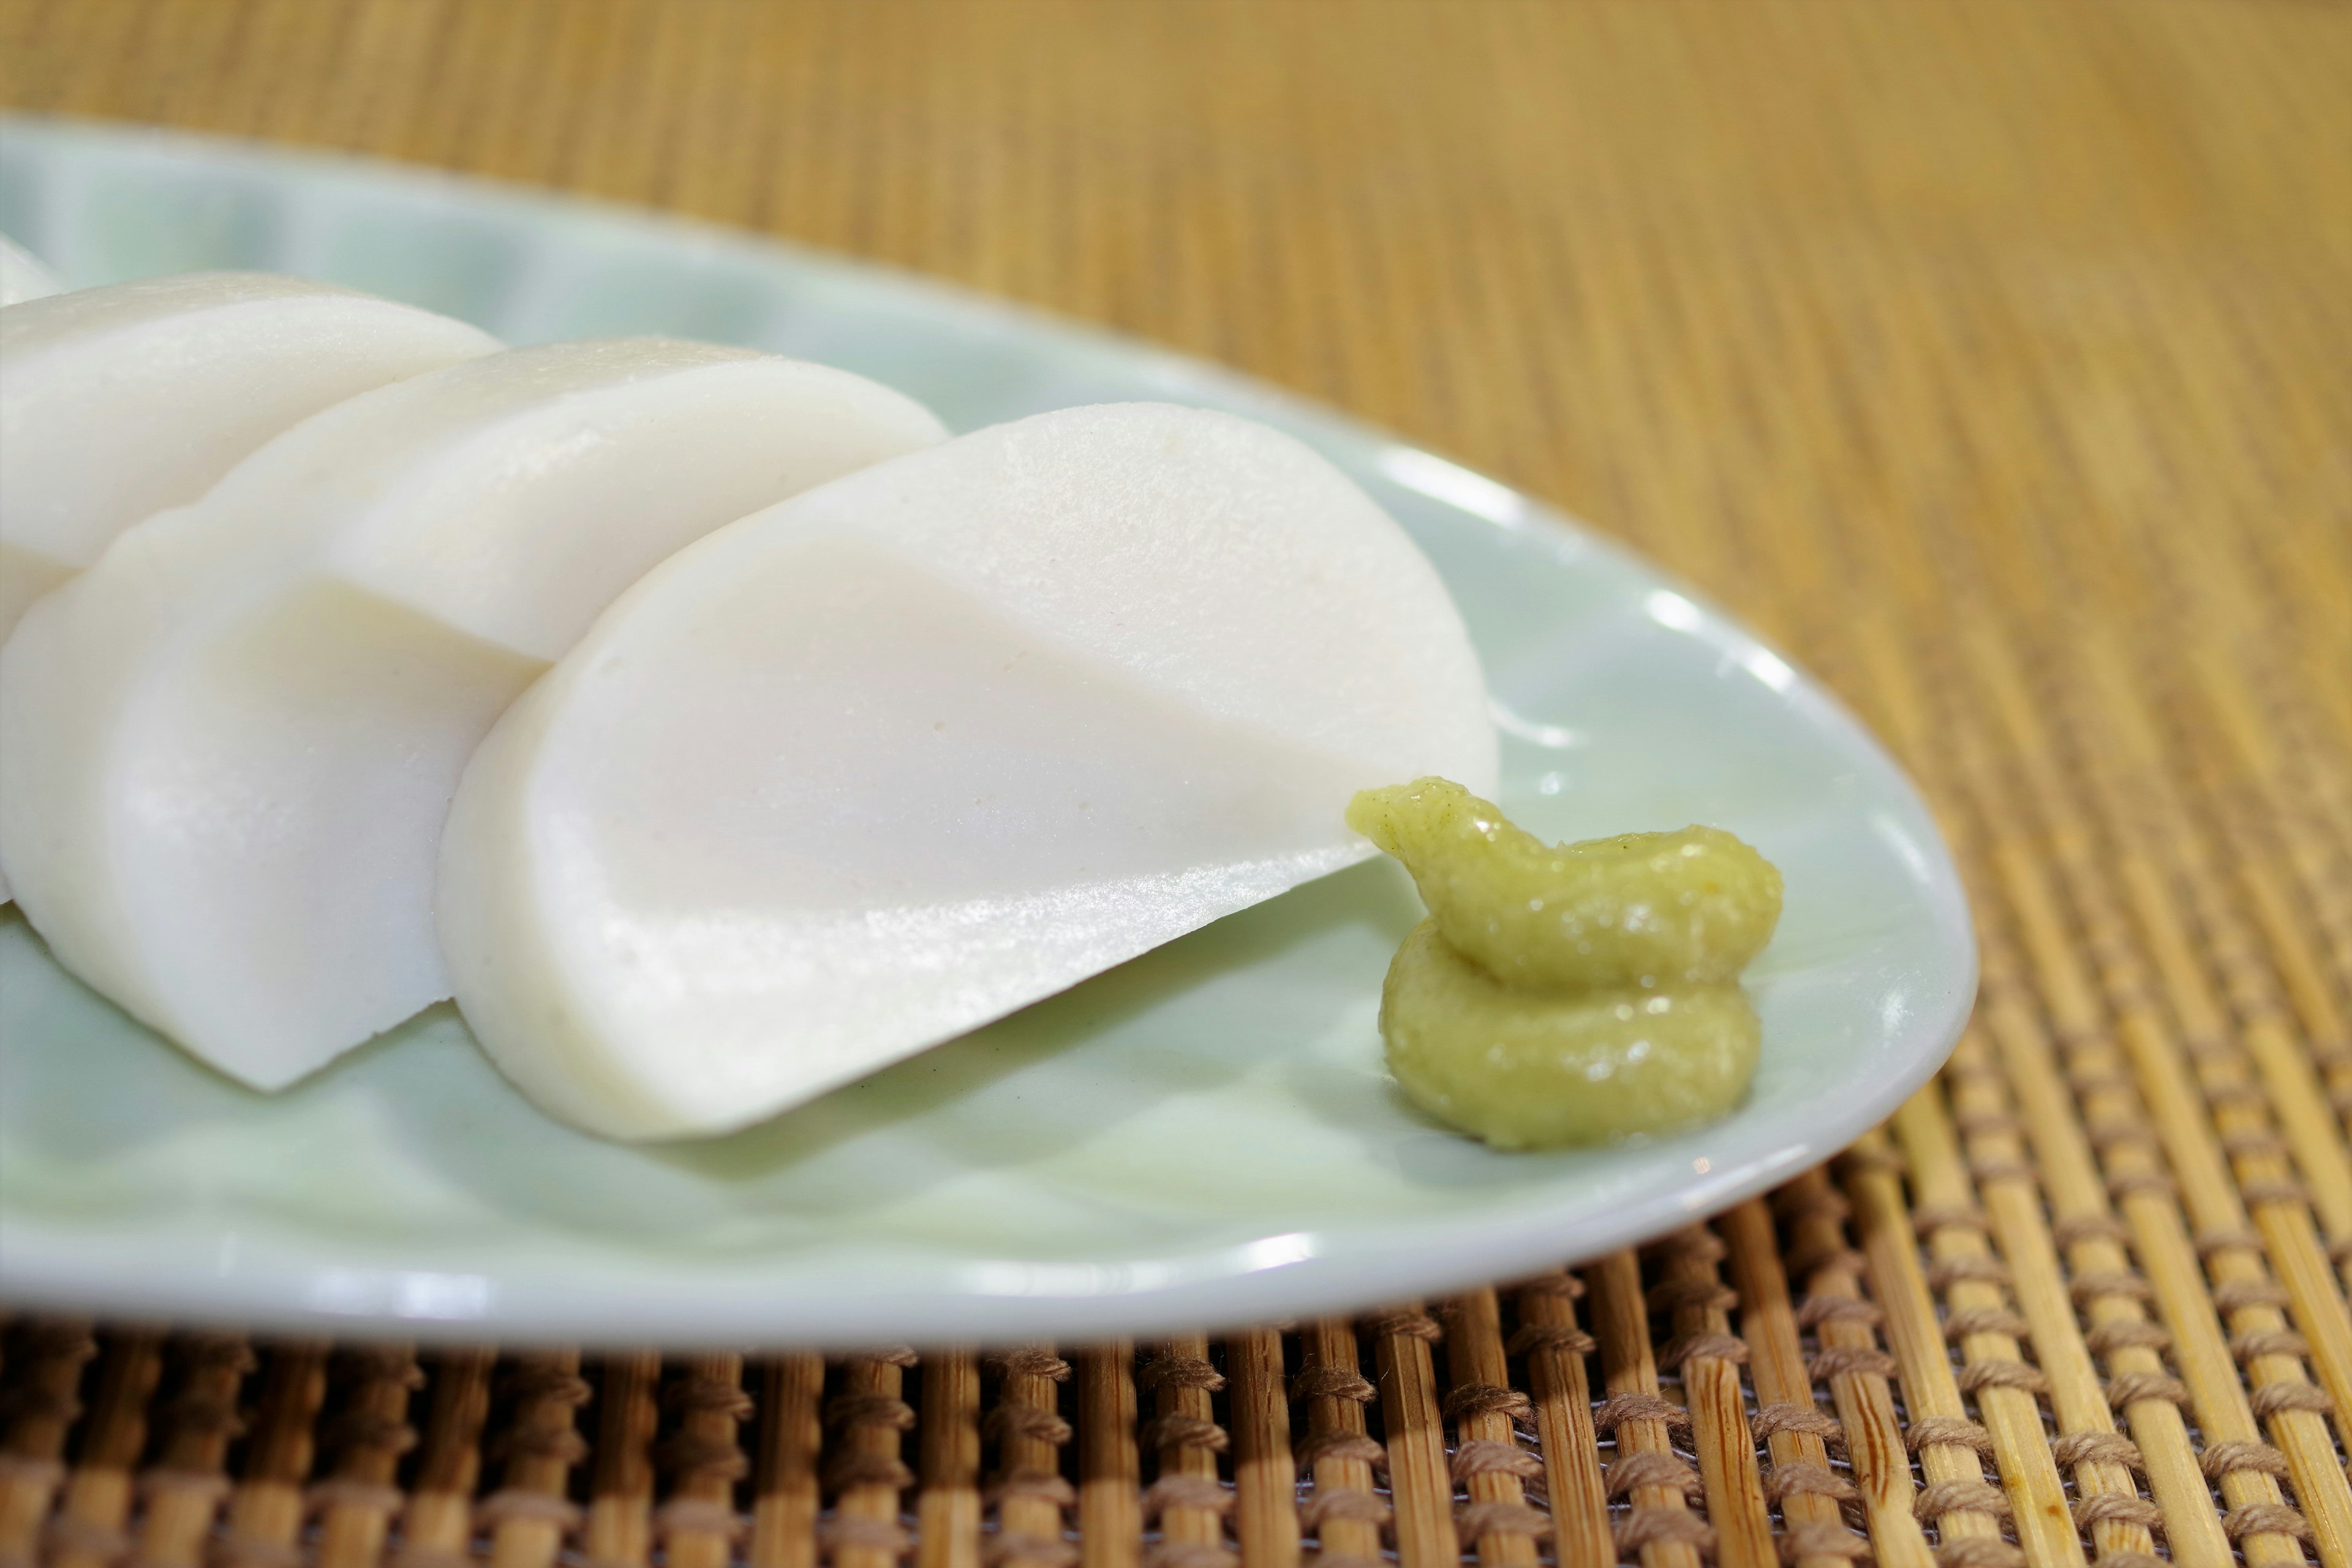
[1347,777,1782,1150]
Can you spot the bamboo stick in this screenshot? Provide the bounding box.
[0,1321,97,1566]
[753,1354,827,1568]
[1078,1347,1142,1568]
[986,1345,1076,1568]
[1512,1274,1611,1568]
[1890,1090,2089,1568]
[584,1351,661,1568]
[1653,1228,1773,1568]
[1142,1335,1232,1568]
[1365,1302,1457,1568]
[1293,1321,1386,1568]
[1438,1289,1544,1567]
[1224,1329,1298,1568]
[919,1349,984,1568]
[1719,1202,1868,1568]
[41,1329,159,1568]
[314,1344,423,1568]
[220,1341,330,1568]
[663,1354,752,1568]
[1843,1133,2021,1566]
[1934,1032,2166,1568]
[1589,1252,1708,1568]
[1773,1172,1934,1568]
[829,1349,919,1568]
[484,1350,591,1568]
[396,1347,494,1568]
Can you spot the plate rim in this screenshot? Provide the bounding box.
[0,114,1976,1345]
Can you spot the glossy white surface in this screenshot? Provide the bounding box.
[439,404,1496,1139]
[0,337,945,1090]
[0,117,1975,1344]
[0,271,497,639]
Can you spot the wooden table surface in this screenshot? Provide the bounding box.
[2,6,2350,1568]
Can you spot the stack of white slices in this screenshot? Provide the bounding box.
[0,253,1498,1142]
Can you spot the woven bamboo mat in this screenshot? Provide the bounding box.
[3,3,2351,1567]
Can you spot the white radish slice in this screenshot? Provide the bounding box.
[438,402,1498,1141]
[0,234,61,306]
[0,338,948,1090]
[0,272,499,641]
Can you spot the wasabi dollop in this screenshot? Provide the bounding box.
[1348,777,1782,1149]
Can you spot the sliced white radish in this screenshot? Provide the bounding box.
[0,271,499,641]
[438,402,1498,1141]
[0,234,60,306]
[0,337,948,1090]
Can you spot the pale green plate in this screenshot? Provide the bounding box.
[0,116,1974,1346]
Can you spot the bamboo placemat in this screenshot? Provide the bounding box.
[2,3,2350,1567]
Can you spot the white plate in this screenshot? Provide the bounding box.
[0,117,1974,1346]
